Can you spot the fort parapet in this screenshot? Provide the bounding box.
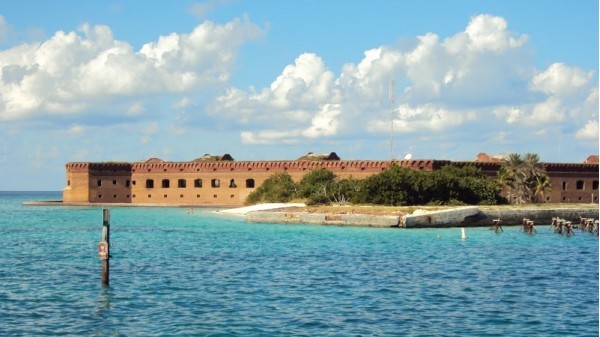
[63,153,599,206]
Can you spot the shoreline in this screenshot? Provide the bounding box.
[245,204,599,228]
[23,200,599,228]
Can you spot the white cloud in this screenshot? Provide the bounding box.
[302,104,341,138]
[241,130,301,145]
[494,106,522,124]
[211,14,596,150]
[1,13,596,160]
[493,63,596,127]
[368,104,474,133]
[0,18,263,121]
[265,52,336,108]
[575,120,599,140]
[530,63,593,97]
[463,14,528,52]
[67,125,85,135]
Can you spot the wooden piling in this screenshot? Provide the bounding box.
[99,208,110,286]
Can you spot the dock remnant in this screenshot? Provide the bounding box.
[99,209,110,286]
[579,217,599,235]
[522,218,536,234]
[489,219,503,233]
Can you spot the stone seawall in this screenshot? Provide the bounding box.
[464,208,599,228]
[246,212,400,228]
[246,207,599,228]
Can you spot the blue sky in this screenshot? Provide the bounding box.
[0,0,598,190]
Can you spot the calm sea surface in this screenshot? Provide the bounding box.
[1,192,598,337]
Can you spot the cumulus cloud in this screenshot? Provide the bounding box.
[493,63,595,127]
[210,13,596,154]
[0,18,263,121]
[213,15,536,143]
[368,104,475,133]
[575,120,599,140]
[462,14,528,52]
[1,13,596,160]
[241,103,341,144]
[530,63,593,97]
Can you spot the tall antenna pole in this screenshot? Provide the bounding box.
[389,74,395,161]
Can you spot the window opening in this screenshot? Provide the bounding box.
[178,179,186,188]
[194,179,203,188]
[229,179,237,188]
[576,180,584,190]
[146,179,154,188]
[211,179,220,188]
[246,179,255,188]
[162,179,170,188]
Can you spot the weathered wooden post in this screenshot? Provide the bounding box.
[99,209,110,286]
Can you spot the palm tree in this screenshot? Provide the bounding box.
[523,153,546,202]
[498,153,547,204]
[532,174,552,203]
[499,153,526,203]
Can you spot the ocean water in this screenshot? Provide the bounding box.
[0,192,598,337]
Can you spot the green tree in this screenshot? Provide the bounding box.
[246,172,297,204]
[296,169,336,199]
[330,178,361,205]
[427,165,503,205]
[356,165,416,206]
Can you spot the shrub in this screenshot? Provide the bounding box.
[246,172,297,204]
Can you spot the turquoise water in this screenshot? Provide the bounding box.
[1,192,598,336]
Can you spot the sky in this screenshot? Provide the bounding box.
[0,0,598,190]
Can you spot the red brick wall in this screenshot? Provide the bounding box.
[63,159,599,205]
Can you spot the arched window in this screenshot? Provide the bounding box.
[162,179,170,188]
[194,179,202,188]
[146,179,154,188]
[178,179,186,188]
[229,179,237,188]
[246,179,255,188]
[576,180,585,190]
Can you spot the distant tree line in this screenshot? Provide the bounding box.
[246,164,506,206]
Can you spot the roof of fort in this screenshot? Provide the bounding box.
[64,152,599,173]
